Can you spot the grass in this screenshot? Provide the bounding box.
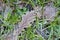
[0,0,60,40]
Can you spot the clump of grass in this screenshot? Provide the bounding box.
[0,0,60,40]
